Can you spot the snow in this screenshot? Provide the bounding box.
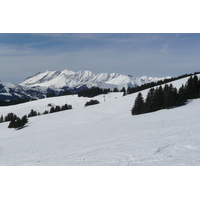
[20,69,170,90]
[0,93,12,96]
[0,93,123,118]
[1,75,200,166]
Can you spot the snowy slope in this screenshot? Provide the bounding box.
[0,92,123,118]
[0,76,200,166]
[20,69,170,90]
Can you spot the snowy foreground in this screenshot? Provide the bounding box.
[1,79,200,165]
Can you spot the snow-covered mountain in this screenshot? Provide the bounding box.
[20,69,171,90]
[0,80,48,101]
[0,69,171,101]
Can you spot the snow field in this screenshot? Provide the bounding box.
[1,83,200,165]
[1,85,200,197]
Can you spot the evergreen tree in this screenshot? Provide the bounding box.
[50,106,55,113]
[185,75,199,99]
[61,104,72,110]
[20,115,28,127]
[28,109,37,117]
[55,106,61,112]
[0,115,3,123]
[8,115,28,129]
[4,113,17,122]
[171,87,179,107]
[43,110,49,115]
[177,84,187,105]
[163,84,171,109]
[85,100,100,107]
[131,92,144,115]
[8,119,15,128]
[144,88,155,113]
[154,86,164,111]
[120,87,126,96]
[127,87,131,95]
[113,88,119,92]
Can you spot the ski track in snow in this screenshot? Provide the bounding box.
[1,76,200,165]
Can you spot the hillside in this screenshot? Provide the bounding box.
[0,75,200,165]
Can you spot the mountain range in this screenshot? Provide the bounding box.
[0,69,171,101]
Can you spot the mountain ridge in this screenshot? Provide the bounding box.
[1,69,171,101]
[20,69,171,90]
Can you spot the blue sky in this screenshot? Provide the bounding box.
[0,33,200,84]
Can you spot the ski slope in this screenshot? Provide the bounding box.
[0,76,200,166]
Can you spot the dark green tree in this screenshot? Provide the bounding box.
[55,106,61,112]
[185,75,200,99]
[153,86,164,111]
[163,84,171,109]
[4,113,17,122]
[120,87,126,96]
[131,92,144,115]
[85,100,100,107]
[177,84,187,105]
[8,119,15,128]
[50,106,55,113]
[61,104,72,110]
[8,115,28,129]
[144,88,155,113]
[20,115,28,127]
[43,110,49,115]
[113,88,119,92]
[0,115,3,123]
[28,109,37,117]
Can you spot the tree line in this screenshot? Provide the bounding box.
[131,74,200,115]
[0,98,31,106]
[127,72,200,95]
[0,104,72,127]
[1,72,199,107]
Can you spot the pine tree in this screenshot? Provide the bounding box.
[144,88,155,113]
[55,106,61,112]
[20,115,28,127]
[120,87,126,96]
[131,92,144,115]
[8,115,28,129]
[50,106,55,113]
[85,100,100,107]
[4,113,17,122]
[8,119,15,128]
[0,115,3,123]
[113,88,119,92]
[178,84,187,105]
[154,86,164,111]
[28,109,37,117]
[43,110,49,115]
[163,84,171,109]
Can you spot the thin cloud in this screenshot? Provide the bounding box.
[0,33,200,84]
